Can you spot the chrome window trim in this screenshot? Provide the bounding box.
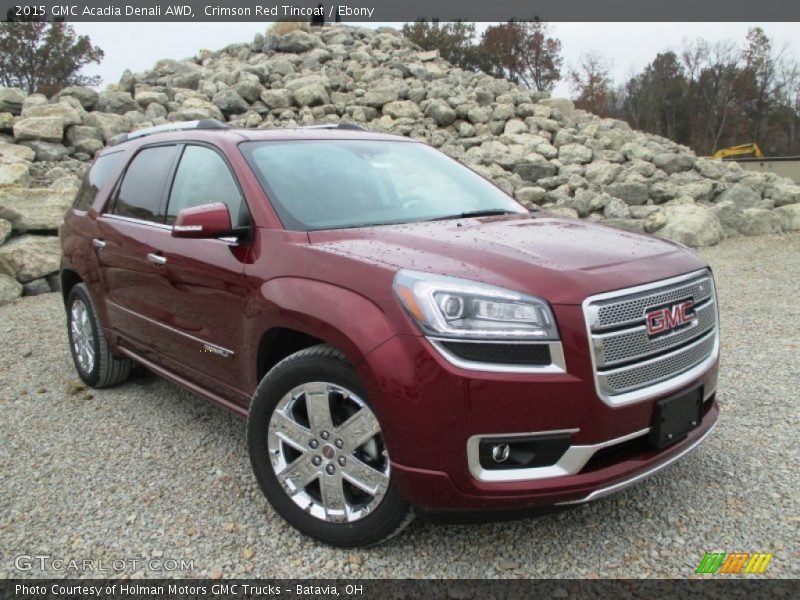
[107,300,235,358]
[467,427,647,483]
[99,213,173,231]
[98,214,244,246]
[582,269,719,407]
[557,421,717,505]
[428,338,567,374]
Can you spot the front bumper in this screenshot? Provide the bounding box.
[389,398,718,511]
[360,313,719,511]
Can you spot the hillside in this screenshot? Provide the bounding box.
[1,23,799,303]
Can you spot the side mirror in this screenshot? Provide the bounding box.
[171,203,233,239]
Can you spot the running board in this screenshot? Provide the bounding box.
[119,347,248,419]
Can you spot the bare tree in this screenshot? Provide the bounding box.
[569,51,612,116]
[478,20,563,92]
[617,31,800,155]
[742,27,799,143]
[0,17,104,94]
[401,20,480,72]
[479,21,528,83]
[695,41,744,153]
[519,21,563,93]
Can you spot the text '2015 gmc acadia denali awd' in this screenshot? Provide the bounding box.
[60,119,719,547]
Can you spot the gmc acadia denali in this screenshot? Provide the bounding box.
[60,120,720,546]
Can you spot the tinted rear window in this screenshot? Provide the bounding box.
[112,145,179,222]
[73,152,124,211]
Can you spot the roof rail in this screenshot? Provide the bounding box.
[108,118,229,146]
[298,123,367,131]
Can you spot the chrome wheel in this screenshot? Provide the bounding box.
[70,299,95,374]
[267,382,390,524]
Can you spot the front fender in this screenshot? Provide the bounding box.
[243,276,402,388]
[243,276,407,451]
[263,276,397,360]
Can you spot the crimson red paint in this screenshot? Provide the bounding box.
[60,125,719,516]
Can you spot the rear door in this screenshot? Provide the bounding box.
[63,150,127,300]
[145,143,252,404]
[95,144,180,353]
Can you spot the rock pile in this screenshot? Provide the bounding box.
[1,23,800,305]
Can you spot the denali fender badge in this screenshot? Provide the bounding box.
[645,298,696,338]
[202,343,233,358]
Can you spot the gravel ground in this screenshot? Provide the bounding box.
[1,232,798,579]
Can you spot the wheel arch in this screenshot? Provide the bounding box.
[60,269,83,305]
[250,276,403,405]
[256,327,326,381]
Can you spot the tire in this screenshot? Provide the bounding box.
[247,344,413,547]
[66,283,132,388]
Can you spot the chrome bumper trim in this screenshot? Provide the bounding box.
[468,387,716,484]
[468,427,649,483]
[557,421,717,505]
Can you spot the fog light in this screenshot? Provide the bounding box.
[491,443,511,463]
[477,432,573,470]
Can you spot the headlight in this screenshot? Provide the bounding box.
[393,270,559,340]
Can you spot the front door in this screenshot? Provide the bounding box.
[145,144,252,405]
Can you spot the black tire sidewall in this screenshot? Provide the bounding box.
[66,284,102,387]
[247,349,410,547]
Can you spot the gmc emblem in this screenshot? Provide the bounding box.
[645,299,696,338]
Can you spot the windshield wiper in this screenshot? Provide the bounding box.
[428,209,519,222]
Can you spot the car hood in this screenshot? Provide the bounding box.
[308,213,708,305]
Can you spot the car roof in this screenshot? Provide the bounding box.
[233,127,410,142]
[99,122,413,157]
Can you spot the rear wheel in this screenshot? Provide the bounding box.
[66,283,132,388]
[247,344,413,546]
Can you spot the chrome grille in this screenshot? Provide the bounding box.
[601,331,716,393]
[583,270,719,406]
[592,278,714,331]
[595,301,716,367]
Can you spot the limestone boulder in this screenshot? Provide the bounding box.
[656,205,724,247]
[0,235,62,282]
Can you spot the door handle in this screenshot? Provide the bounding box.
[92,238,106,249]
[146,252,167,266]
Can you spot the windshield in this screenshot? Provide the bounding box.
[240,139,525,231]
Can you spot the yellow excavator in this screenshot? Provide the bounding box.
[708,143,800,183]
[709,143,764,160]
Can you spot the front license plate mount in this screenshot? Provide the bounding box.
[648,386,703,449]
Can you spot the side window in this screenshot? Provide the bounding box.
[112,145,179,222]
[166,145,244,226]
[74,152,124,211]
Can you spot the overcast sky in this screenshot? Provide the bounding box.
[74,22,800,98]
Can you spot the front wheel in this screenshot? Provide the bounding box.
[247,345,413,547]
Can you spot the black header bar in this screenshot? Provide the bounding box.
[4,579,800,600]
[1,0,799,22]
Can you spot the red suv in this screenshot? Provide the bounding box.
[60,120,719,546]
